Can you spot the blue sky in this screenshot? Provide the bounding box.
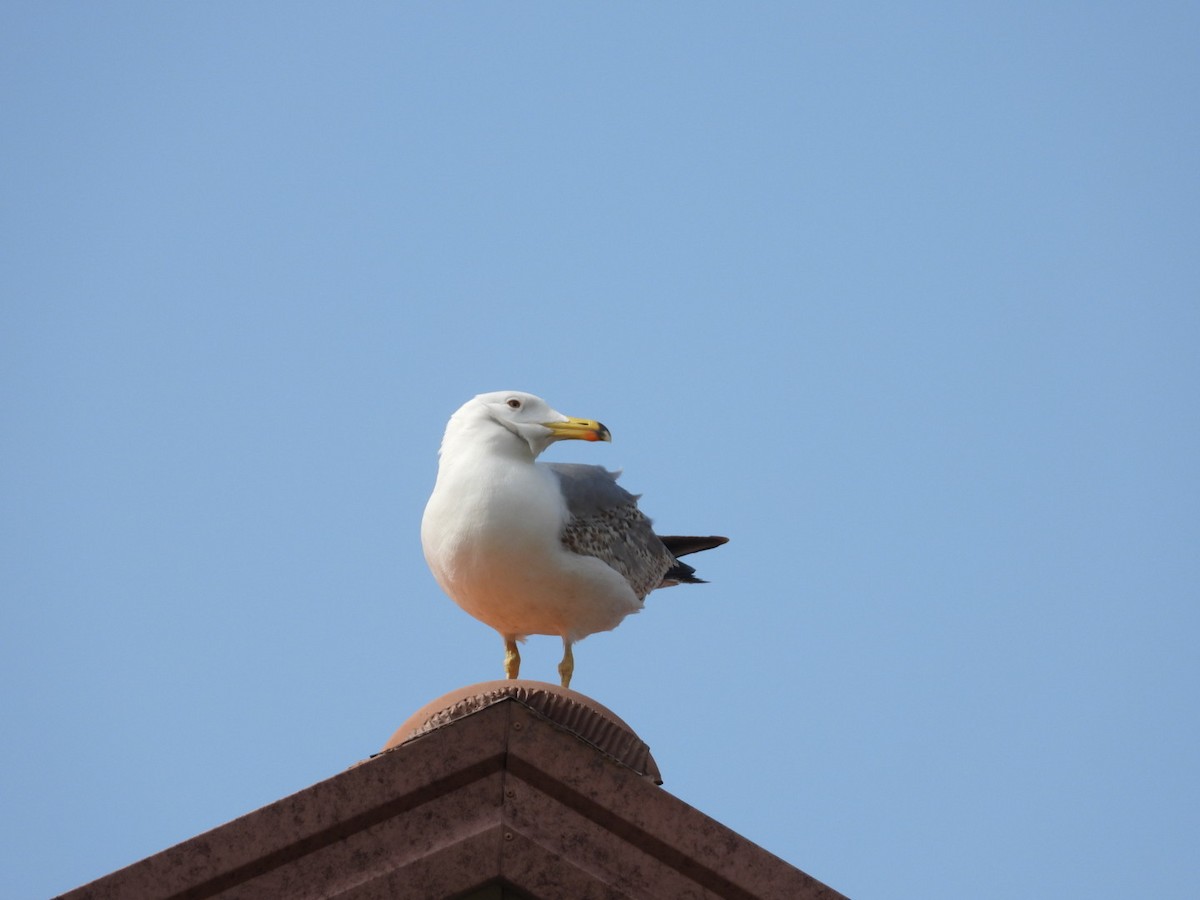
[2,4,1197,898]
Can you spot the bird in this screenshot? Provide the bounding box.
[421,390,727,689]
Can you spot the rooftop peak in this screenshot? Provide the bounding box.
[380,679,662,783]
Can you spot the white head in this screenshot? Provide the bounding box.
[445,391,611,459]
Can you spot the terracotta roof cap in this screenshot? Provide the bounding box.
[381,679,662,783]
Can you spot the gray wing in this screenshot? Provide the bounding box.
[545,463,678,600]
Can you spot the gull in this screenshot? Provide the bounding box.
[421,391,726,688]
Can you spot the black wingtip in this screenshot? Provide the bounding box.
[658,535,729,558]
[658,535,727,587]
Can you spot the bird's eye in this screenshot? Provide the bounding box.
[506,398,522,409]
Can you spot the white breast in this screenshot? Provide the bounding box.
[421,450,640,642]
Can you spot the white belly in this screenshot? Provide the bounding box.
[421,460,640,642]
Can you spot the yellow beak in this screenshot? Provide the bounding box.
[543,416,612,443]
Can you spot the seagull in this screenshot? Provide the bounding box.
[421,391,727,688]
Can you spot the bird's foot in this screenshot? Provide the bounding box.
[504,639,520,680]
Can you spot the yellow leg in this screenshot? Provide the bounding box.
[504,638,520,680]
[558,640,574,689]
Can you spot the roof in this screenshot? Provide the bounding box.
[58,681,847,900]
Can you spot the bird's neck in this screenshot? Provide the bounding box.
[438,419,537,478]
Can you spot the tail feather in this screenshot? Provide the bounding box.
[663,559,706,585]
